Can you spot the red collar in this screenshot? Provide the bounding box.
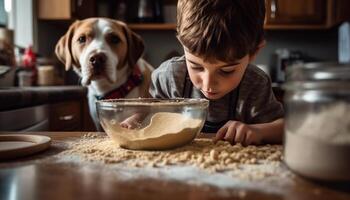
[96,66,143,100]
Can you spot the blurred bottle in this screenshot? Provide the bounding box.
[115,0,127,22]
[137,0,154,23]
[20,45,37,86]
[153,0,164,23]
[136,0,163,23]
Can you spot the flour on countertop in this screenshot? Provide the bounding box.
[59,133,291,181]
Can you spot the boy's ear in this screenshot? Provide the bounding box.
[249,40,266,62]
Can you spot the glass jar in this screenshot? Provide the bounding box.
[283,62,350,181]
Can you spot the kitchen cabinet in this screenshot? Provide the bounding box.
[265,0,326,25]
[0,100,93,132]
[49,101,82,131]
[35,0,350,29]
[37,0,96,20]
[265,0,350,29]
[128,0,350,30]
[0,104,49,131]
[128,0,177,30]
[49,99,95,131]
[0,86,95,132]
[128,23,176,31]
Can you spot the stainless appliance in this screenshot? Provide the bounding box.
[0,104,49,131]
[274,49,305,83]
[339,22,350,63]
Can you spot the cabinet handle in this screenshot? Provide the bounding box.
[270,0,277,19]
[59,115,74,121]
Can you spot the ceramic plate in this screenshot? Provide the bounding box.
[0,134,51,160]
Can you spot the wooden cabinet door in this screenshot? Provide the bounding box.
[265,0,327,25]
[38,0,71,19]
[37,0,96,20]
[49,101,82,131]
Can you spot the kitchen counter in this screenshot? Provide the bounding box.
[0,132,349,200]
[0,86,87,111]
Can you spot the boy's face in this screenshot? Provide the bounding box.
[184,49,251,100]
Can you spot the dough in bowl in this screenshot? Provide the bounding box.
[104,112,203,150]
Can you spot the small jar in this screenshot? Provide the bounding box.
[283,62,350,181]
[37,65,55,86]
[18,70,33,87]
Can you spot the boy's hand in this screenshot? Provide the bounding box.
[213,121,263,146]
[120,114,143,129]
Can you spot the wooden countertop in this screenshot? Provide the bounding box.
[0,132,349,200]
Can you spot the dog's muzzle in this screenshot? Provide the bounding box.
[89,53,107,72]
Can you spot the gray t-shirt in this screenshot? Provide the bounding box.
[149,56,284,124]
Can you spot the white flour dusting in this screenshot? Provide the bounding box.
[57,133,292,184]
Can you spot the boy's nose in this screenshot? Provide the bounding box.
[202,73,217,91]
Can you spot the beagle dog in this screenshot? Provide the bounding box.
[55,18,153,130]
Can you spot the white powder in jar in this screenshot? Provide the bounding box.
[294,102,350,144]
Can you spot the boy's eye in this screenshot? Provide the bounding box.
[219,67,236,75]
[220,69,235,74]
[190,65,204,71]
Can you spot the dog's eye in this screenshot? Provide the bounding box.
[78,36,86,44]
[110,35,120,44]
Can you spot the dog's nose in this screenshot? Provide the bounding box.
[89,53,107,68]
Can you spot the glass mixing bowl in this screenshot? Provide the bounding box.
[96,98,209,150]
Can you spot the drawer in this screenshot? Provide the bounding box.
[0,104,49,131]
[49,101,82,131]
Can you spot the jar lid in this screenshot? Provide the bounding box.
[286,62,350,81]
[284,62,350,90]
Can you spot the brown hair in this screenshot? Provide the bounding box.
[177,0,265,63]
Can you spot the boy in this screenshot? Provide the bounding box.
[149,0,284,146]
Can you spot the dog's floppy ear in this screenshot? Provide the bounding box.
[121,24,145,68]
[55,20,80,71]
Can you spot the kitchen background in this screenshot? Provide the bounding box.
[1,0,349,84]
[0,0,350,132]
[35,0,345,84]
